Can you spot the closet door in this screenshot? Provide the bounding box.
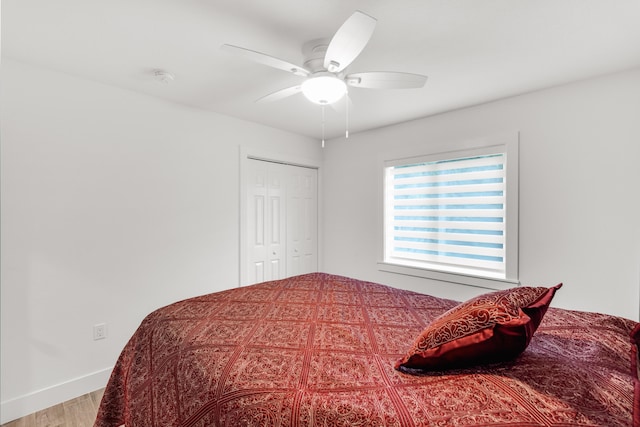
[245,160,286,285]
[243,158,318,286]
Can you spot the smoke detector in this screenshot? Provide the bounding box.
[153,69,175,85]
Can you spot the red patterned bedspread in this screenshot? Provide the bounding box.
[95,273,638,426]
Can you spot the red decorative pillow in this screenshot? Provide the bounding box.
[395,283,562,372]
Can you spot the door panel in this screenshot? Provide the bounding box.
[247,160,267,285]
[267,168,285,280]
[287,167,317,277]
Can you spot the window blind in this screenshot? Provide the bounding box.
[385,153,506,277]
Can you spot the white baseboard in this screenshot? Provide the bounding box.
[0,367,113,424]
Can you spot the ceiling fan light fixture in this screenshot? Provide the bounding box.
[301,73,347,105]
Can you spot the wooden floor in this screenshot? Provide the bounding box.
[1,389,104,427]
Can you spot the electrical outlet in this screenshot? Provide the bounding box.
[93,323,107,340]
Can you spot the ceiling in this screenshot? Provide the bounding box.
[4,0,640,140]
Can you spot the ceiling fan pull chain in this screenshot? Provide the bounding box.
[321,105,326,148]
[345,90,349,139]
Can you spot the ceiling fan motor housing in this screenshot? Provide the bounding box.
[302,39,333,73]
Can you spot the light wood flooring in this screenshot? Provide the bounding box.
[1,389,104,427]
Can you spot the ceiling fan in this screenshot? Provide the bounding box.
[221,10,428,107]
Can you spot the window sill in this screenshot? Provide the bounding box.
[377,262,520,291]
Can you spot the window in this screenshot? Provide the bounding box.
[380,133,519,289]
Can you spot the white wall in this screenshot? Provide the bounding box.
[322,68,640,321]
[0,59,322,422]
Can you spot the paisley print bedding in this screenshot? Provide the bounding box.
[95,273,638,426]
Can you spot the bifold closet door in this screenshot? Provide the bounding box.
[244,159,317,286]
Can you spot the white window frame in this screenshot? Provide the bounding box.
[378,132,519,290]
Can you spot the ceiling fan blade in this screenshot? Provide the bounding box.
[346,72,428,89]
[221,44,310,77]
[255,85,302,103]
[323,11,377,73]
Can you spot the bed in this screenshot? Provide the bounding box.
[95,273,640,426]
